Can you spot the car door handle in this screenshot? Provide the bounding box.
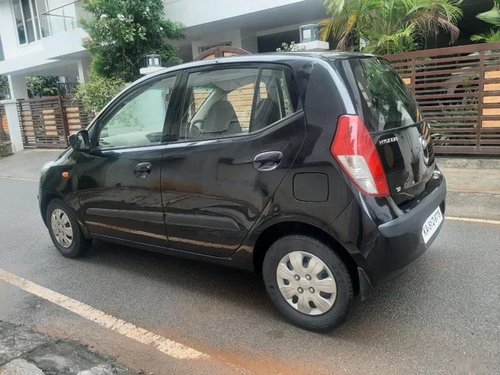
[133,162,152,178]
[253,151,283,171]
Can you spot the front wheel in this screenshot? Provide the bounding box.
[46,199,91,258]
[263,235,353,331]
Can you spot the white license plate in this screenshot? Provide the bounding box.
[422,206,443,244]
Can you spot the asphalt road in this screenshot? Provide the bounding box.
[0,177,499,374]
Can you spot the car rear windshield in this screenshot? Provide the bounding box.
[335,57,420,132]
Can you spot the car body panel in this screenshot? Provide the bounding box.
[74,145,167,247]
[161,111,306,257]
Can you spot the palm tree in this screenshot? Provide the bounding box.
[321,0,463,55]
[471,0,500,43]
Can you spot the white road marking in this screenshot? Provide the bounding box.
[0,267,209,361]
[446,216,500,225]
[0,176,38,182]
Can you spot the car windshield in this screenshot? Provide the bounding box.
[336,57,421,131]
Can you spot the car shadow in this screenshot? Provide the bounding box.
[79,239,443,337]
[82,239,272,310]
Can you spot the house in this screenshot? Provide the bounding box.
[0,0,495,153]
[0,0,327,152]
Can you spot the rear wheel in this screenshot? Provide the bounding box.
[46,199,91,258]
[263,235,353,331]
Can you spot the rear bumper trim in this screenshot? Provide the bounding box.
[378,178,447,237]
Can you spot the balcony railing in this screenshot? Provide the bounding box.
[39,0,90,37]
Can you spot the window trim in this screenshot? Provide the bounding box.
[170,62,300,144]
[88,72,181,152]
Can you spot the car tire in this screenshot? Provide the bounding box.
[263,235,353,331]
[46,199,91,258]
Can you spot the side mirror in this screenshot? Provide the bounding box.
[68,129,91,152]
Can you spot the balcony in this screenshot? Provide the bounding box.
[0,0,90,76]
[40,0,90,37]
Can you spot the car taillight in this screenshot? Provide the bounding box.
[331,115,389,197]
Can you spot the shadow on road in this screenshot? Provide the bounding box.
[78,237,440,340]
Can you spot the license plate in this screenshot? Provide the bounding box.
[422,206,443,244]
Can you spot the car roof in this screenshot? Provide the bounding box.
[135,51,377,85]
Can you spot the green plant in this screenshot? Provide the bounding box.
[82,0,183,82]
[26,76,60,98]
[321,0,463,54]
[276,41,305,52]
[75,75,126,114]
[471,0,500,43]
[0,75,10,100]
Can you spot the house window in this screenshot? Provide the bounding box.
[12,0,42,44]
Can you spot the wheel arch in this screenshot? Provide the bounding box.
[41,194,91,239]
[40,193,60,225]
[252,220,359,295]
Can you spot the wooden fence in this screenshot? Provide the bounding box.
[0,104,9,142]
[385,42,500,155]
[17,96,92,148]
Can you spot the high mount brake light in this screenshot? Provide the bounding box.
[331,115,390,197]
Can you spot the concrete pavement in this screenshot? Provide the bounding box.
[439,157,500,220]
[0,149,61,181]
[0,321,131,374]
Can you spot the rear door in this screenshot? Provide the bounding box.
[335,57,435,205]
[161,64,305,257]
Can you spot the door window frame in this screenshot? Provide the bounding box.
[88,72,182,151]
[168,63,300,143]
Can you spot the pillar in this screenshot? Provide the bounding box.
[77,59,89,83]
[0,75,28,152]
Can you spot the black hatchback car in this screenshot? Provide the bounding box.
[39,53,446,331]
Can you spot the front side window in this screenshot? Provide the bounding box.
[12,0,41,45]
[179,67,295,141]
[97,76,177,149]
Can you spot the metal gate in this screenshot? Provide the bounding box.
[17,96,92,148]
[385,42,500,155]
[195,46,250,61]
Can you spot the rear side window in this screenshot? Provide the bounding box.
[341,58,420,131]
[178,67,295,141]
[252,69,294,132]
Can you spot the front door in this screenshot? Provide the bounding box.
[76,74,179,247]
[162,65,305,257]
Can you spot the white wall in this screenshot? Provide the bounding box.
[0,0,88,76]
[164,0,308,27]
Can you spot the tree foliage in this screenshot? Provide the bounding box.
[471,0,500,43]
[82,0,183,82]
[321,0,463,55]
[276,41,305,52]
[26,76,60,98]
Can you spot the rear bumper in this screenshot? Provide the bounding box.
[358,176,447,299]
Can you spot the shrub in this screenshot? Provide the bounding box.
[75,75,126,114]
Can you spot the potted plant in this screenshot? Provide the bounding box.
[0,141,13,157]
